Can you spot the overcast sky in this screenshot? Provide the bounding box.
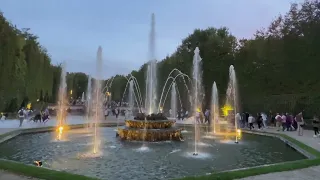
[1,0,302,78]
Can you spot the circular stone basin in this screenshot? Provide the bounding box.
[125,119,175,129]
[0,127,306,180]
[117,127,183,141]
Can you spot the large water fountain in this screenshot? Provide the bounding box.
[117,13,183,142]
[56,61,67,140]
[91,46,103,154]
[192,47,203,156]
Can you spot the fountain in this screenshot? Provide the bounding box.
[56,61,67,141]
[225,65,240,143]
[145,13,157,115]
[170,82,177,119]
[85,75,92,129]
[211,82,219,134]
[91,46,103,154]
[128,80,134,118]
[192,47,203,156]
[117,14,183,142]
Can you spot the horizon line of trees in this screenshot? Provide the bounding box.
[1,0,320,117]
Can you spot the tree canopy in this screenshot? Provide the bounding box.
[1,0,320,117]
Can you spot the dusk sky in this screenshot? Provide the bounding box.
[1,0,302,78]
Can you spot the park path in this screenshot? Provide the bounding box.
[238,127,320,180]
[0,170,40,180]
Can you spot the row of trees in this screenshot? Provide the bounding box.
[0,12,62,112]
[105,1,320,117]
[2,1,319,117]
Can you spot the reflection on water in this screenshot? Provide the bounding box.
[0,127,305,180]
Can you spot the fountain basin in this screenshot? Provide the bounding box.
[125,119,175,129]
[117,127,183,141]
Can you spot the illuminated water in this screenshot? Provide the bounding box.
[0,127,305,180]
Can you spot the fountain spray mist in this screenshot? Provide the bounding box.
[92,46,103,154]
[192,47,203,156]
[56,61,67,140]
[128,80,134,118]
[171,82,177,119]
[145,13,157,115]
[226,65,239,143]
[211,82,219,134]
[86,75,92,129]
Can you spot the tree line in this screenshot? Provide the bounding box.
[105,1,320,117]
[1,0,320,117]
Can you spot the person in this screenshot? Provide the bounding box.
[180,109,184,121]
[248,114,254,130]
[17,108,25,127]
[204,109,210,124]
[281,113,287,131]
[185,110,189,119]
[256,113,262,130]
[261,112,267,128]
[169,109,172,118]
[235,113,241,129]
[195,108,201,124]
[275,113,282,131]
[115,108,119,118]
[295,112,304,136]
[312,115,319,137]
[286,113,293,131]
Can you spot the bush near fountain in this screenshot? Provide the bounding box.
[118,113,183,141]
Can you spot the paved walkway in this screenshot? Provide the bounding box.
[238,127,320,180]
[0,170,39,180]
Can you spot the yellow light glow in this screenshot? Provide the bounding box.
[196,108,201,112]
[57,126,64,140]
[70,90,73,95]
[221,105,233,116]
[237,129,241,133]
[27,103,32,110]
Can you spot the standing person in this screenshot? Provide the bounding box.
[261,112,267,128]
[195,108,201,124]
[295,112,304,136]
[185,110,189,119]
[275,113,282,131]
[115,108,119,119]
[17,108,25,127]
[312,115,319,137]
[180,109,184,121]
[256,113,262,130]
[281,113,287,131]
[204,109,210,124]
[235,113,241,129]
[248,114,254,130]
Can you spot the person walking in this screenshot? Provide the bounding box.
[17,108,25,127]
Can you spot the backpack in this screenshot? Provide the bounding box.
[19,110,24,116]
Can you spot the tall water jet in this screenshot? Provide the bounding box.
[226,65,239,143]
[170,82,177,119]
[145,13,157,115]
[211,82,219,134]
[192,47,203,156]
[128,80,134,118]
[86,75,92,129]
[92,46,103,154]
[56,61,67,140]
